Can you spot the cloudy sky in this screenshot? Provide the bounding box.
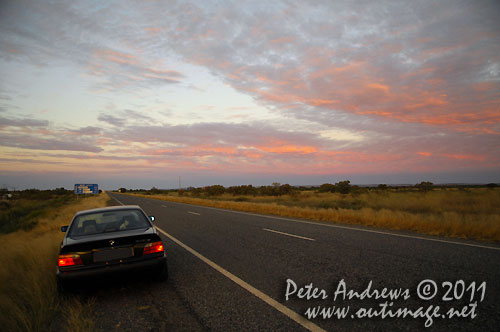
[0,0,499,189]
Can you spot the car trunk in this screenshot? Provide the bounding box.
[60,228,161,267]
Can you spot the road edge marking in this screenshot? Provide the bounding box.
[127,195,500,251]
[113,196,125,205]
[188,211,201,216]
[155,226,326,332]
[263,228,315,241]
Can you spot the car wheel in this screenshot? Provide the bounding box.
[154,262,168,282]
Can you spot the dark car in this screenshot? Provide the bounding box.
[57,205,167,291]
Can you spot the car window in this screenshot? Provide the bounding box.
[69,209,150,237]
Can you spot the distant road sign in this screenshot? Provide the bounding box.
[74,184,98,194]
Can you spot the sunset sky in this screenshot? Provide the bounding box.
[0,0,499,189]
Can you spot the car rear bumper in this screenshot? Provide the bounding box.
[57,253,166,281]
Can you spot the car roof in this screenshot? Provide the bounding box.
[74,205,143,216]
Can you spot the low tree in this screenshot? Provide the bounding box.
[416,181,433,192]
[243,185,258,196]
[259,186,274,196]
[191,187,203,196]
[227,185,257,196]
[204,185,225,196]
[54,187,67,195]
[335,180,352,194]
[318,183,335,193]
[278,184,293,196]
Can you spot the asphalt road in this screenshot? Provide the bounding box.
[98,192,500,332]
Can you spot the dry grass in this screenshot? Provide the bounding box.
[0,193,110,332]
[124,188,500,242]
[65,297,96,332]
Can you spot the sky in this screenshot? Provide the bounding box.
[0,0,499,190]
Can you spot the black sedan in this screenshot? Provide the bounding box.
[57,205,167,291]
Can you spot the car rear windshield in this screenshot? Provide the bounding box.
[68,209,151,237]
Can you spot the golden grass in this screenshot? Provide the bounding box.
[124,188,500,242]
[65,298,96,332]
[0,193,110,332]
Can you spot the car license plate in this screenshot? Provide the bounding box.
[93,248,133,262]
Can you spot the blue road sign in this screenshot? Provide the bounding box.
[74,184,99,194]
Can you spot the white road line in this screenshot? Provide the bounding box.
[188,211,201,216]
[113,196,125,205]
[112,194,500,251]
[162,205,167,207]
[263,228,315,241]
[144,199,500,251]
[155,226,325,332]
[114,195,323,330]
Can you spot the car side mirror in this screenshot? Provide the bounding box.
[149,216,155,222]
[61,225,68,232]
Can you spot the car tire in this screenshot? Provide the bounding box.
[154,262,168,282]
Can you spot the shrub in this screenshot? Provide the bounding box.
[204,185,226,196]
[258,186,275,196]
[335,180,352,194]
[319,183,335,193]
[0,190,75,234]
[416,181,434,192]
[227,185,257,196]
[278,184,293,196]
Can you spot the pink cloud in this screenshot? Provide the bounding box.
[418,152,432,157]
[442,154,485,162]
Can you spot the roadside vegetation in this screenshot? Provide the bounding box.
[0,188,77,234]
[119,182,500,242]
[0,190,110,332]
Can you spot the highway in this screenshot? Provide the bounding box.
[101,192,500,331]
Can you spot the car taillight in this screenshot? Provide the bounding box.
[58,254,83,267]
[143,241,164,255]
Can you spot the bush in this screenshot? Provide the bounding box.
[319,183,335,193]
[204,185,225,196]
[227,185,257,196]
[416,181,433,192]
[188,187,203,196]
[278,184,293,196]
[0,189,75,234]
[259,186,274,196]
[335,180,352,194]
